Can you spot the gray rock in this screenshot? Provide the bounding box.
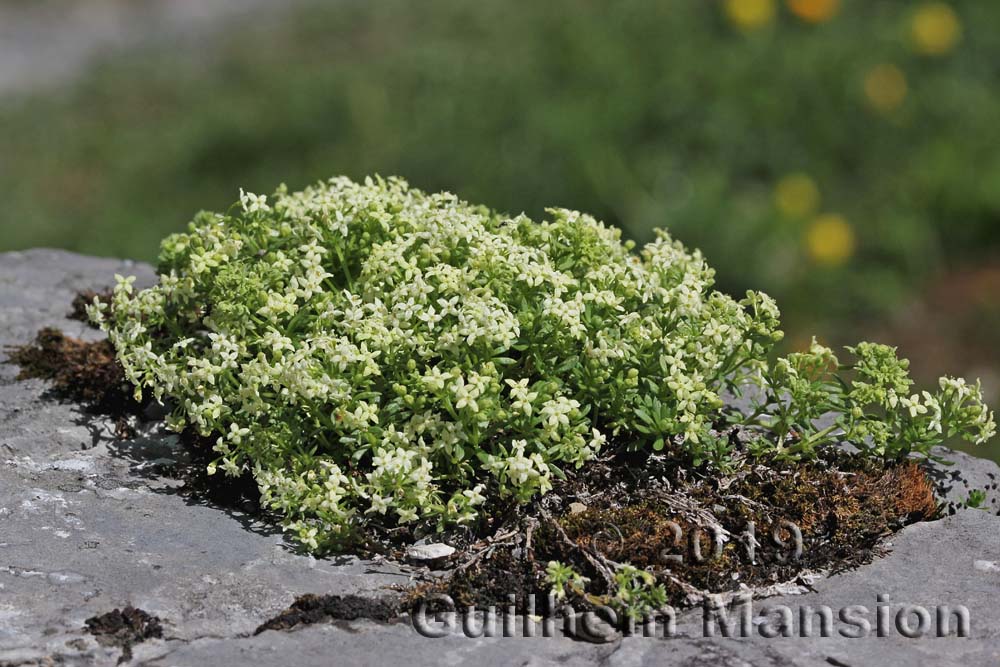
[0,249,998,666]
[927,446,1000,513]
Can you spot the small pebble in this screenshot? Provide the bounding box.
[406,543,455,561]
[974,560,999,573]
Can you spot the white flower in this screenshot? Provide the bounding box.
[396,507,419,523]
[220,457,243,477]
[506,378,538,416]
[899,394,928,418]
[422,365,450,391]
[239,188,270,213]
[589,428,607,452]
[540,396,580,431]
[299,526,319,551]
[450,372,489,413]
[367,495,391,515]
[228,422,251,444]
[114,274,137,295]
[462,485,486,506]
[922,391,943,433]
[939,376,972,401]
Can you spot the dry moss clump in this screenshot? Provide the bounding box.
[254,593,401,634]
[416,449,939,616]
[85,606,163,665]
[8,328,123,404]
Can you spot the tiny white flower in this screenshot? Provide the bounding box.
[239,188,270,214]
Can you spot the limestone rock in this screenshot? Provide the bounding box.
[0,250,998,666]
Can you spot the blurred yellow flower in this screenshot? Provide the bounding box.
[786,0,840,24]
[864,64,908,114]
[724,0,776,30]
[775,173,821,218]
[910,2,962,56]
[805,214,855,266]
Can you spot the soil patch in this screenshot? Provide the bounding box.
[85,606,163,664]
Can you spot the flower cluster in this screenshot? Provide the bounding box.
[92,176,994,552]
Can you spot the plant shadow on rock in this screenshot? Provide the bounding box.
[6,327,141,439]
[4,324,278,542]
[923,460,1000,516]
[5,311,952,633]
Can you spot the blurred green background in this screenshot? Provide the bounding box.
[1,0,997,460]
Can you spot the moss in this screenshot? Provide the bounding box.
[85,607,163,665]
[416,453,940,613]
[255,594,401,634]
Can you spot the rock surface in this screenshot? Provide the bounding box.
[0,249,998,666]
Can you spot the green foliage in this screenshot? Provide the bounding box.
[93,177,994,552]
[546,560,668,620]
[3,0,999,332]
[747,338,995,459]
[610,565,670,621]
[545,560,590,601]
[963,489,987,509]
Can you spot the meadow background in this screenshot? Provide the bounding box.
[1,0,997,460]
